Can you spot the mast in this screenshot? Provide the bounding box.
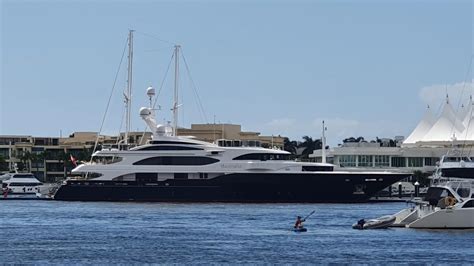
[172,45,180,136]
[322,120,327,163]
[125,29,134,145]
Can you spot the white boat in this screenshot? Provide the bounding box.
[1,173,44,198]
[352,215,396,230]
[392,155,474,229]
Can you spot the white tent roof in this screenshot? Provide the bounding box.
[459,101,474,141]
[403,106,436,144]
[461,98,473,127]
[421,99,465,142]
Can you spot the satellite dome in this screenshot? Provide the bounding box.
[139,107,151,117]
[146,86,155,97]
[156,125,166,135]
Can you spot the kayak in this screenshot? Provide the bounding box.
[293,227,307,232]
[352,215,396,230]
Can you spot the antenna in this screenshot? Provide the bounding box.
[321,120,327,164]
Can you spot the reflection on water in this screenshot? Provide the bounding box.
[2,201,473,264]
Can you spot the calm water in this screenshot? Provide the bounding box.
[2,200,473,264]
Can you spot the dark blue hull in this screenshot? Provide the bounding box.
[53,172,409,202]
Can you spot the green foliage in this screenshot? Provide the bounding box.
[0,155,8,171]
[413,170,431,186]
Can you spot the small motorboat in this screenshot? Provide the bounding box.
[352,215,396,230]
[293,227,307,232]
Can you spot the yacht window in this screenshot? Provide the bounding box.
[92,156,123,165]
[8,182,42,186]
[462,200,474,208]
[199,173,208,179]
[302,166,334,171]
[133,156,219,165]
[233,153,289,161]
[457,187,471,198]
[136,145,203,151]
[232,140,242,147]
[174,173,188,179]
[12,174,36,178]
[136,173,158,182]
[149,141,198,145]
[89,173,103,178]
[443,157,471,162]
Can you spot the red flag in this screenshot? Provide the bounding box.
[70,154,77,167]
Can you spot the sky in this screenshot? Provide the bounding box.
[1,0,473,146]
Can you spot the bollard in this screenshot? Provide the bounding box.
[414,181,420,197]
[398,182,402,198]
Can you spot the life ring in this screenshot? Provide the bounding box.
[444,196,456,206]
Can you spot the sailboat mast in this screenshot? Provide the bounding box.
[125,29,134,145]
[173,45,180,136]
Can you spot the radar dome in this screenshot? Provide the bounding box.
[139,107,152,117]
[146,86,155,97]
[156,125,166,135]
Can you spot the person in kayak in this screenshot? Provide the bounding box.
[294,216,305,229]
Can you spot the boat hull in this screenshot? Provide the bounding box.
[407,208,474,229]
[54,172,409,202]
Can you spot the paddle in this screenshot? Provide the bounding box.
[302,210,315,221]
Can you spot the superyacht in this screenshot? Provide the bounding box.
[53,31,410,202]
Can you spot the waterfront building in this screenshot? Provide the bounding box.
[0,124,284,181]
[310,96,474,173]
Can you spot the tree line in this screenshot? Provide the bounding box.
[0,148,93,173]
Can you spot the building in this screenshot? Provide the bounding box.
[0,124,285,181]
[310,96,474,173]
[177,123,284,149]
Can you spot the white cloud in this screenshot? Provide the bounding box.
[419,80,473,112]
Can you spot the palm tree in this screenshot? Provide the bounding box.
[56,150,71,178]
[19,151,33,172]
[31,152,45,173]
[283,137,298,155]
[298,136,322,159]
[0,155,8,171]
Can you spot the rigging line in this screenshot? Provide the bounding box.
[134,31,176,45]
[115,106,127,145]
[181,49,209,123]
[153,51,175,109]
[455,55,474,112]
[92,37,129,158]
[458,56,474,156]
[142,46,175,53]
